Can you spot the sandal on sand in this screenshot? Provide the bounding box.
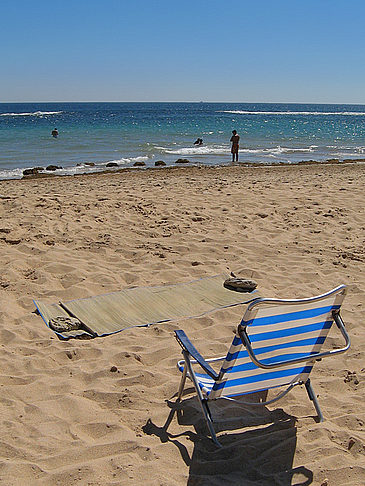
[49,316,82,332]
[223,277,258,292]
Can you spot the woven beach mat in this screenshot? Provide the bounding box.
[34,274,260,339]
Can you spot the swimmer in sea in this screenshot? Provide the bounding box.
[51,128,59,138]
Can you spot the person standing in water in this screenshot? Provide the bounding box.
[51,128,59,138]
[230,130,239,162]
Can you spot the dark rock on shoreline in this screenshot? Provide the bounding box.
[46,165,62,171]
[106,162,119,167]
[175,158,190,164]
[23,168,38,176]
[23,167,44,176]
[155,160,166,166]
[133,161,146,167]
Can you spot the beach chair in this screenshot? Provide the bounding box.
[174,285,350,446]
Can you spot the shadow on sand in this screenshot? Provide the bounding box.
[143,393,313,486]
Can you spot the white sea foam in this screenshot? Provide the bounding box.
[329,145,365,153]
[158,146,229,155]
[269,146,316,154]
[219,110,365,116]
[0,111,63,117]
[0,168,25,180]
[230,146,316,155]
[0,155,151,180]
[155,144,317,156]
[352,146,365,153]
[100,156,149,166]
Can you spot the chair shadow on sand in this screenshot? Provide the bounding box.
[143,390,313,486]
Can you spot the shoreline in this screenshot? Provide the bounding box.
[2,156,364,182]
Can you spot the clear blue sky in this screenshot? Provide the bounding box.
[1,0,364,103]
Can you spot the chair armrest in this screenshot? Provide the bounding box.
[238,310,350,370]
[174,330,218,380]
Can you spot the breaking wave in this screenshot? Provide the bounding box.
[0,156,150,180]
[0,111,63,117]
[219,110,365,116]
[157,144,316,156]
[100,156,149,166]
[157,145,229,155]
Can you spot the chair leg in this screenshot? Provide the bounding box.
[182,350,222,447]
[305,379,324,422]
[200,399,221,447]
[177,363,187,402]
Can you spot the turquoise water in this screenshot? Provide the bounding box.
[1,102,365,179]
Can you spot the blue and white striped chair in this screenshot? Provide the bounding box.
[174,285,350,446]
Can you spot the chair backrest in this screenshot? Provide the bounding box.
[209,285,346,399]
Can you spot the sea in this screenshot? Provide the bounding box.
[1,102,365,180]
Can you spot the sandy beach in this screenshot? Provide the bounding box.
[0,162,364,485]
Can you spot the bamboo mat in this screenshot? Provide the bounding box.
[34,275,260,339]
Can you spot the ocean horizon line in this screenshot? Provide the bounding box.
[2,100,365,106]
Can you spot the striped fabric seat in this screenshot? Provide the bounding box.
[174,285,350,446]
[177,363,215,395]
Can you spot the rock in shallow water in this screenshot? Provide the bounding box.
[23,168,40,176]
[46,165,62,171]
